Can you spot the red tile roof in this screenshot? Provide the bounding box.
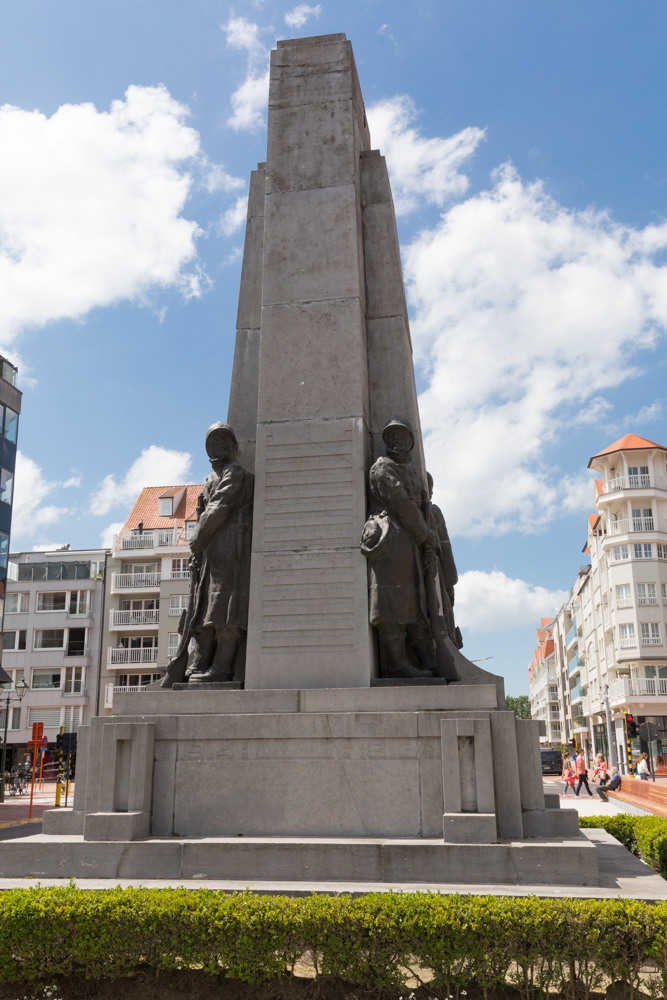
[588,434,667,466]
[120,485,205,534]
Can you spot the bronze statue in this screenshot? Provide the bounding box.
[361,417,439,678]
[161,422,254,687]
[427,471,463,650]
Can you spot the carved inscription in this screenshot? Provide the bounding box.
[177,738,437,761]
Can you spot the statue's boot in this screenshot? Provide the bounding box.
[185,627,216,679]
[407,625,437,675]
[381,628,432,678]
[189,627,241,683]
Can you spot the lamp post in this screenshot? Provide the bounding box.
[0,666,29,803]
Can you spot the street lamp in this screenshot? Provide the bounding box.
[0,665,29,802]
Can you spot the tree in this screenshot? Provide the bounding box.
[505,695,531,719]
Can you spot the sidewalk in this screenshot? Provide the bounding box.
[0,784,73,829]
[543,777,655,817]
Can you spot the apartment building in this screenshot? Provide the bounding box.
[0,356,21,631]
[1,548,106,766]
[528,619,562,743]
[530,434,667,772]
[98,484,204,714]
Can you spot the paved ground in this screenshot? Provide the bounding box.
[543,776,659,817]
[0,784,71,836]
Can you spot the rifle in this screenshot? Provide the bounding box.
[422,490,460,683]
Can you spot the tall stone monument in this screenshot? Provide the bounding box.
[0,34,598,887]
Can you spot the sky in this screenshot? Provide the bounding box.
[1,0,667,696]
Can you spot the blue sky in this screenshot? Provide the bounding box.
[1,0,667,695]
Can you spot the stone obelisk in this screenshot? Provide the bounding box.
[229,34,425,689]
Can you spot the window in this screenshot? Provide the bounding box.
[0,668,23,691]
[118,635,157,649]
[641,623,661,645]
[662,583,667,600]
[185,521,197,540]
[63,666,83,694]
[634,543,653,559]
[28,707,61,729]
[616,584,631,608]
[0,707,21,731]
[613,545,630,561]
[0,531,8,569]
[128,563,158,575]
[37,592,67,612]
[68,591,89,616]
[0,468,13,505]
[628,465,650,487]
[31,668,61,690]
[66,628,86,656]
[63,706,80,733]
[169,595,189,616]
[3,407,18,444]
[632,507,653,531]
[168,633,179,659]
[658,544,667,560]
[5,592,28,613]
[619,623,636,647]
[4,630,26,651]
[638,583,657,605]
[159,498,173,517]
[34,629,65,650]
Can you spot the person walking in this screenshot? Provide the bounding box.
[561,753,576,796]
[575,750,593,797]
[637,752,651,781]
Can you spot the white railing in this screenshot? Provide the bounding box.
[609,677,667,702]
[638,596,658,605]
[642,636,662,646]
[109,609,159,628]
[616,597,632,608]
[111,572,161,590]
[115,530,185,551]
[119,534,156,549]
[619,637,636,648]
[107,646,158,665]
[170,570,190,580]
[168,606,187,616]
[608,475,652,491]
[609,517,655,534]
[113,684,149,694]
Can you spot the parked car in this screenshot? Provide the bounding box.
[541,749,563,775]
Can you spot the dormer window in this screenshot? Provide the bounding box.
[159,498,173,517]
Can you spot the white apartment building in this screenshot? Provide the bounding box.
[1,547,106,766]
[531,434,667,772]
[98,484,203,714]
[528,619,562,743]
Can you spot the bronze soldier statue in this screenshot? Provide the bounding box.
[161,422,254,687]
[361,417,440,678]
[427,471,463,650]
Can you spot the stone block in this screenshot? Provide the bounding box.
[262,187,364,307]
[84,811,149,842]
[181,839,383,882]
[443,813,498,844]
[491,711,524,839]
[521,808,581,839]
[516,719,546,813]
[544,792,560,809]
[302,684,498,713]
[266,101,360,193]
[42,808,84,835]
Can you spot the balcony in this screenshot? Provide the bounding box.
[638,596,658,605]
[107,647,158,665]
[111,572,161,591]
[619,637,636,649]
[570,684,586,704]
[109,609,160,628]
[608,474,652,491]
[610,517,655,534]
[641,636,662,646]
[569,656,584,675]
[170,570,190,580]
[608,677,667,703]
[566,623,578,647]
[616,597,632,608]
[116,530,181,550]
[113,684,149,694]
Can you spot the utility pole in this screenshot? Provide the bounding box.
[603,684,617,769]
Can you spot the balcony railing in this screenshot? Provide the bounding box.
[114,530,189,551]
[568,656,584,674]
[616,597,632,608]
[109,609,160,628]
[619,636,636,648]
[107,646,159,665]
[113,684,149,694]
[610,517,655,534]
[641,636,662,646]
[566,623,578,647]
[608,475,652,491]
[638,596,658,605]
[609,677,667,702]
[170,570,190,580]
[111,572,161,590]
[570,685,586,703]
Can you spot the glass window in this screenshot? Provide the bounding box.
[662,583,667,599]
[37,592,67,612]
[66,628,86,656]
[0,531,8,569]
[159,499,173,516]
[641,623,660,644]
[0,707,21,730]
[659,544,667,560]
[634,543,653,559]
[68,591,89,616]
[169,595,189,615]
[3,407,18,444]
[637,583,657,604]
[63,705,80,733]
[168,633,179,659]
[620,623,635,643]
[3,630,26,651]
[5,592,29,613]
[616,584,631,606]
[613,545,629,561]
[34,629,65,650]
[31,668,61,689]
[0,468,13,506]
[63,666,83,694]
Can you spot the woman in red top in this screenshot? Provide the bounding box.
[575,752,594,797]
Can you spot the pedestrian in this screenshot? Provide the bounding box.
[637,752,651,781]
[598,757,609,785]
[595,766,621,802]
[561,753,576,796]
[575,749,593,797]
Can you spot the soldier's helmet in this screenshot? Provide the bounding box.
[205,422,238,456]
[382,416,415,450]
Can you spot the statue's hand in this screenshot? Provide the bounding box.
[422,544,439,576]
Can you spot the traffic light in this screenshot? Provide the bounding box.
[626,714,639,739]
[56,732,77,753]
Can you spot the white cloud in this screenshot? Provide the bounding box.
[624,399,663,425]
[89,445,193,516]
[203,163,245,195]
[366,96,485,215]
[0,85,219,342]
[455,570,568,633]
[31,543,68,552]
[11,452,74,542]
[100,521,124,549]
[218,194,248,237]
[284,4,322,29]
[405,163,667,537]
[223,17,271,133]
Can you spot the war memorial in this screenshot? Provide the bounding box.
[0,33,618,889]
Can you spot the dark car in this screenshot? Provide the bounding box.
[541,749,563,775]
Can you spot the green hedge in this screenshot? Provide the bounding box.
[580,814,667,878]
[2,886,667,997]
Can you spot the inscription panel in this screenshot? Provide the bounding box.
[176,737,439,762]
